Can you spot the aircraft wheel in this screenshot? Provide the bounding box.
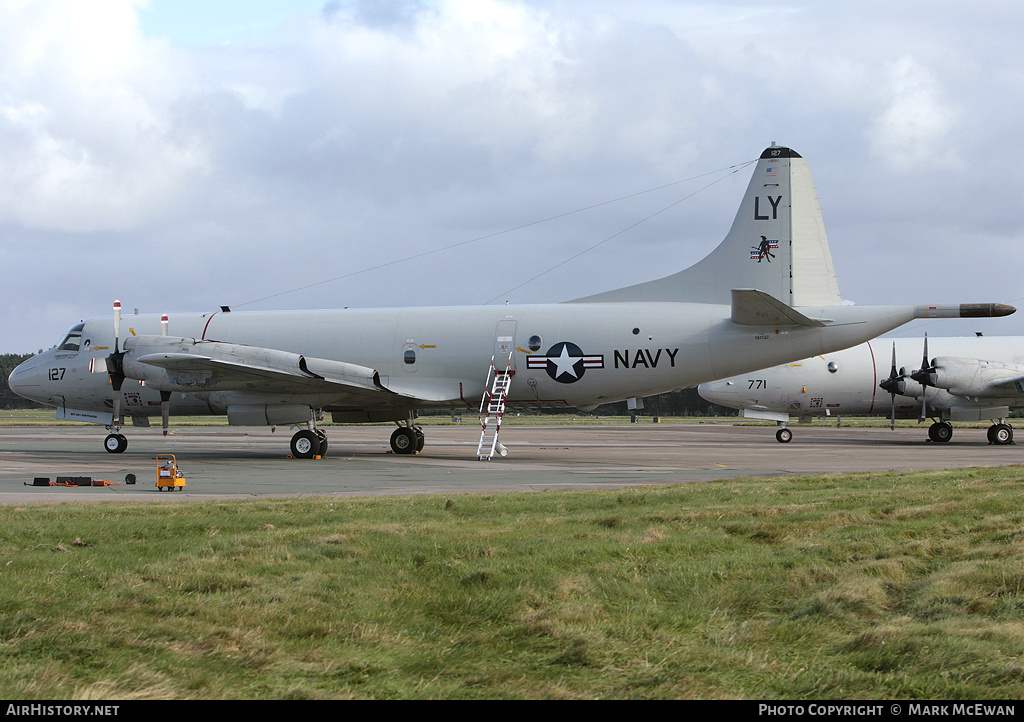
[104,433,128,454]
[989,423,1013,445]
[414,426,425,452]
[390,427,418,454]
[315,430,329,457]
[291,430,320,459]
[928,422,953,443]
[775,428,792,443]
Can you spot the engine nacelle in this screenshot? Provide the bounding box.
[120,335,381,393]
[930,356,1024,397]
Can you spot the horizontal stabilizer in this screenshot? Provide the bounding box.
[731,289,825,327]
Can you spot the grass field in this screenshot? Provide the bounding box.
[2,464,1024,699]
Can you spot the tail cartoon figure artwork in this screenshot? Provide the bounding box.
[753,235,775,263]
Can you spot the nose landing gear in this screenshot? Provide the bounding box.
[104,432,128,454]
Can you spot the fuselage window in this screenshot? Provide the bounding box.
[404,349,416,365]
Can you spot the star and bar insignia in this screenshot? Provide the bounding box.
[526,342,604,383]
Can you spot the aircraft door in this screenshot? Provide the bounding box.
[494,320,517,371]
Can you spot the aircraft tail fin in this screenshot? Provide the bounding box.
[572,144,842,307]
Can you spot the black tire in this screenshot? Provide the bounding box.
[291,430,320,459]
[104,433,127,454]
[991,423,1013,445]
[776,428,793,443]
[928,422,953,443]
[414,426,425,452]
[390,427,418,454]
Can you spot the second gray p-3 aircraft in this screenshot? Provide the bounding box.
[8,144,1015,458]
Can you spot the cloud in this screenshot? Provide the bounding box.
[2,0,1024,353]
[0,1,209,233]
[868,56,963,172]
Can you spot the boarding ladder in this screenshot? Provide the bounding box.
[477,351,513,460]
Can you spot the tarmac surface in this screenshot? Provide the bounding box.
[1,421,1021,505]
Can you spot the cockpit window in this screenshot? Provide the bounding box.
[58,323,85,352]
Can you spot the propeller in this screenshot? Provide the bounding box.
[106,300,125,431]
[93,302,175,436]
[878,343,904,430]
[160,313,170,435]
[910,333,936,422]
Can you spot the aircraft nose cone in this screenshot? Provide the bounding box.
[7,356,46,403]
[697,380,738,406]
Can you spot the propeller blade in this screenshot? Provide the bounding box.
[113,300,122,352]
[111,375,123,429]
[910,333,936,386]
[160,390,171,436]
[108,300,126,431]
[908,334,934,422]
[888,344,897,430]
[878,343,905,397]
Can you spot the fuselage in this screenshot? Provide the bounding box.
[9,300,925,424]
[698,336,1024,421]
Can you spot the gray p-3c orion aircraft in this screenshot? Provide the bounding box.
[8,143,1015,459]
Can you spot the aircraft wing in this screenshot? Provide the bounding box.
[121,336,465,403]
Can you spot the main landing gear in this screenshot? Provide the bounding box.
[289,410,329,459]
[927,421,953,443]
[290,428,328,459]
[289,411,426,458]
[926,420,1013,445]
[987,423,1013,445]
[390,419,425,454]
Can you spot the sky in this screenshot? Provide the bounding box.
[2,0,1023,353]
